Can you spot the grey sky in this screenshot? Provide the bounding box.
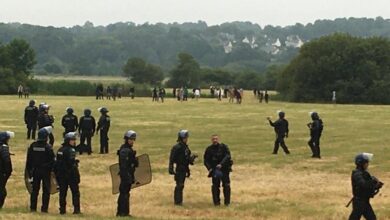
[1,0,389,27]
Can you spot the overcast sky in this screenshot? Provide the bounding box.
[0,0,389,27]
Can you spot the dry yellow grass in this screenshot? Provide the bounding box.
[0,95,389,220]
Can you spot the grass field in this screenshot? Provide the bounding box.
[0,95,389,220]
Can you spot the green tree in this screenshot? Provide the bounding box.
[0,39,36,94]
[167,53,201,87]
[123,57,164,84]
[277,33,390,104]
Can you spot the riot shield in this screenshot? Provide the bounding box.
[24,169,59,194]
[110,154,152,194]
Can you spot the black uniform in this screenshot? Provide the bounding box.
[269,119,290,154]
[54,144,81,214]
[25,105,39,139]
[78,116,96,154]
[169,142,194,205]
[38,113,55,146]
[349,168,379,220]
[204,143,232,206]
[26,141,55,212]
[97,114,110,154]
[62,114,79,136]
[308,119,323,158]
[0,142,12,208]
[117,143,138,216]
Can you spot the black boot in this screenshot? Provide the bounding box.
[223,185,231,206]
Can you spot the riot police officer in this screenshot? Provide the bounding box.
[204,134,232,206]
[78,109,96,155]
[38,104,55,146]
[0,131,14,209]
[348,153,383,220]
[117,130,138,217]
[61,107,79,137]
[169,130,197,205]
[307,112,323,159]
[54,132,81,215]
[24,100,39,140]
[267,111,290,154]
[96,107,110,154]
[26,126,55,212]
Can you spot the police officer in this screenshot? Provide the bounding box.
[0,131,14,209]
[116,130,139,217]
[54,132,81,214]
[61,107,79,137]
[348,153,383,220]
[78,109,96,155]
[38,104,55,146]
[307,112,323,159]
[169,130,197,205]
[203,134,232,206]
[24,100,39,140]
[267,111,290,155]
[96,107,110,154]
[26,126,55,212]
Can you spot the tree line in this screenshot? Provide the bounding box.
[1,17,390,75]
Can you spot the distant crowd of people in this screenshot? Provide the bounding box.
[17,84,30,99]
[95,84,129,101]
[253,89,270,103]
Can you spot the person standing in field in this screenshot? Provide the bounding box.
[129,87,135,99]
[152,87,158,102]
[61,107,79,137]
[169,130,197,205]
[24,100,39,140]
[332,91,337,105]
[106,86,112,100]
[307,112,323,159]
[159,87,166,103]
[204,134,232,206]
[38,104,55,146]
[267,111,290,155]
[259,90,264,103]
[194,88,200,101]
[54,132,81,215]
[348,153,383,220]
[116,130,138,217]
[78,109,96,155]
[24,87,30,99]
[18,84,24,98]
[97,107,110,154]
[26,126,55,213]
[0,131,14,209]
[183,87,189,101]
[264,90,269,103]
[173,88,176,98]
[112,86,118,101]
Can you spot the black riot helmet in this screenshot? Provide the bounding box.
[278,111,285,119]
[311,112,319,120]
[355,153,373,168]
[84,108,91,116]
[64,132,77,144]
[37,126,53,142]
[66,107,74,114]
[98,107,109,114]
[29,100,36,106]
[0,131,14,144]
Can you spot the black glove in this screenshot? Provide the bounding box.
[186,170,191,178]
[169,165,175,175]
